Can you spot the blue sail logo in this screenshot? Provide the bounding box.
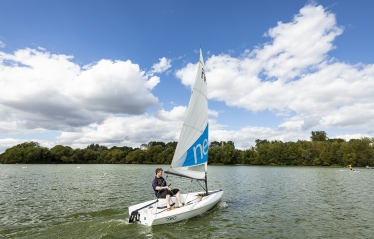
[182,124,208,167]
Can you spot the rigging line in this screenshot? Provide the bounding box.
[164,170,206,181]
[182,106,207,134]
[181,109,207,138]
[183,122,203,133]
[183,107,207,132]
[192,87,207,100]
[196,179,206,192]
[185,95,206,116]
[184,179,194,205]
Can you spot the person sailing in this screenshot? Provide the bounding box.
[152,168,184,211]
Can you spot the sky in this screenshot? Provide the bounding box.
[1,0,374,153]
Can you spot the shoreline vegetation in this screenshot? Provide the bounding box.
[1,131,374,167]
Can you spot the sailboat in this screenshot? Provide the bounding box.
[128,48,224,226]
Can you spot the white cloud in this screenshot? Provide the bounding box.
[176,3,374,142]
[0,48,161,134]
[0,41,5,48]
[56,114,183,149]
[209,125,309,149]
[0,138,55,154]
[69,59,160,114]
[144,76,160,89]
[334,133,373,142]
[208,109,219,118]
[155,106,186,121]
[258,4,343,80]
[175,62,198,91]
[149,57,171,74]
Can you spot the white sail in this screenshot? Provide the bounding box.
[170,49,208,180]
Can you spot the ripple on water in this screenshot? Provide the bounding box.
[1,165,374,239]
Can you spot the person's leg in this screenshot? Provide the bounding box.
[166,194,171,208]
[174,190,183,207]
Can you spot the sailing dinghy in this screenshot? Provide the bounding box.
[128,48,224,226]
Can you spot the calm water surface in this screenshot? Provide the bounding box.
[1,164,373,238]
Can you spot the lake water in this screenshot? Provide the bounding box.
[1,164,373,238]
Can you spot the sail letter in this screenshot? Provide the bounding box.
[203,139,208,155]
[193,138,208,164]
[201,69,206,82]
[193,139,208,164]
[181,124,209,167]
[193,144,203,164]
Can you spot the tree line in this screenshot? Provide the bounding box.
[1,131,374,167]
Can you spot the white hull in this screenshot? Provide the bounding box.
[128,190,223,226]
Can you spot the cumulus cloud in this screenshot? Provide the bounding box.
[175,62,198,91]
[0,138,55,154]
[0,48,161,134]
[176,3,374,142]
[209,125,309,149]
[149,57,171,74]
[155,106,186,121]
[56,114,183,149]
[70,59,160,114]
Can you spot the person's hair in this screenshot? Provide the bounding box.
[155,168,163,174]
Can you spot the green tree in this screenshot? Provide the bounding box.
[126,149,146,164]
[82,149,100,163]
[146,145,164,164]
[240,147,256,165]
[255,139,271,165]
[0,141,51,164]
[99,149,125,164]
[283,142,301,165]
[51,145,74,163]
[110,146,133,163]
[87,143,108,153]
[71,148,85,163]
[357,149,374,167]
[222,142,236,164]
[156,147,175,164]
[209,146,224,164]
[311,131,328,142]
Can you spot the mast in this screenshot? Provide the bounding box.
[204,161,208,195]
[205,172,208,195]
[203,47,208,196]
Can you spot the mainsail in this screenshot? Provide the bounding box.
[167,49,208,180]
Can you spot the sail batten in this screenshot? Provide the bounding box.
[183,123,203,133]
[168,48,208,180]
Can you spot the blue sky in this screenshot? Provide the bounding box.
[1,0,374,153]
